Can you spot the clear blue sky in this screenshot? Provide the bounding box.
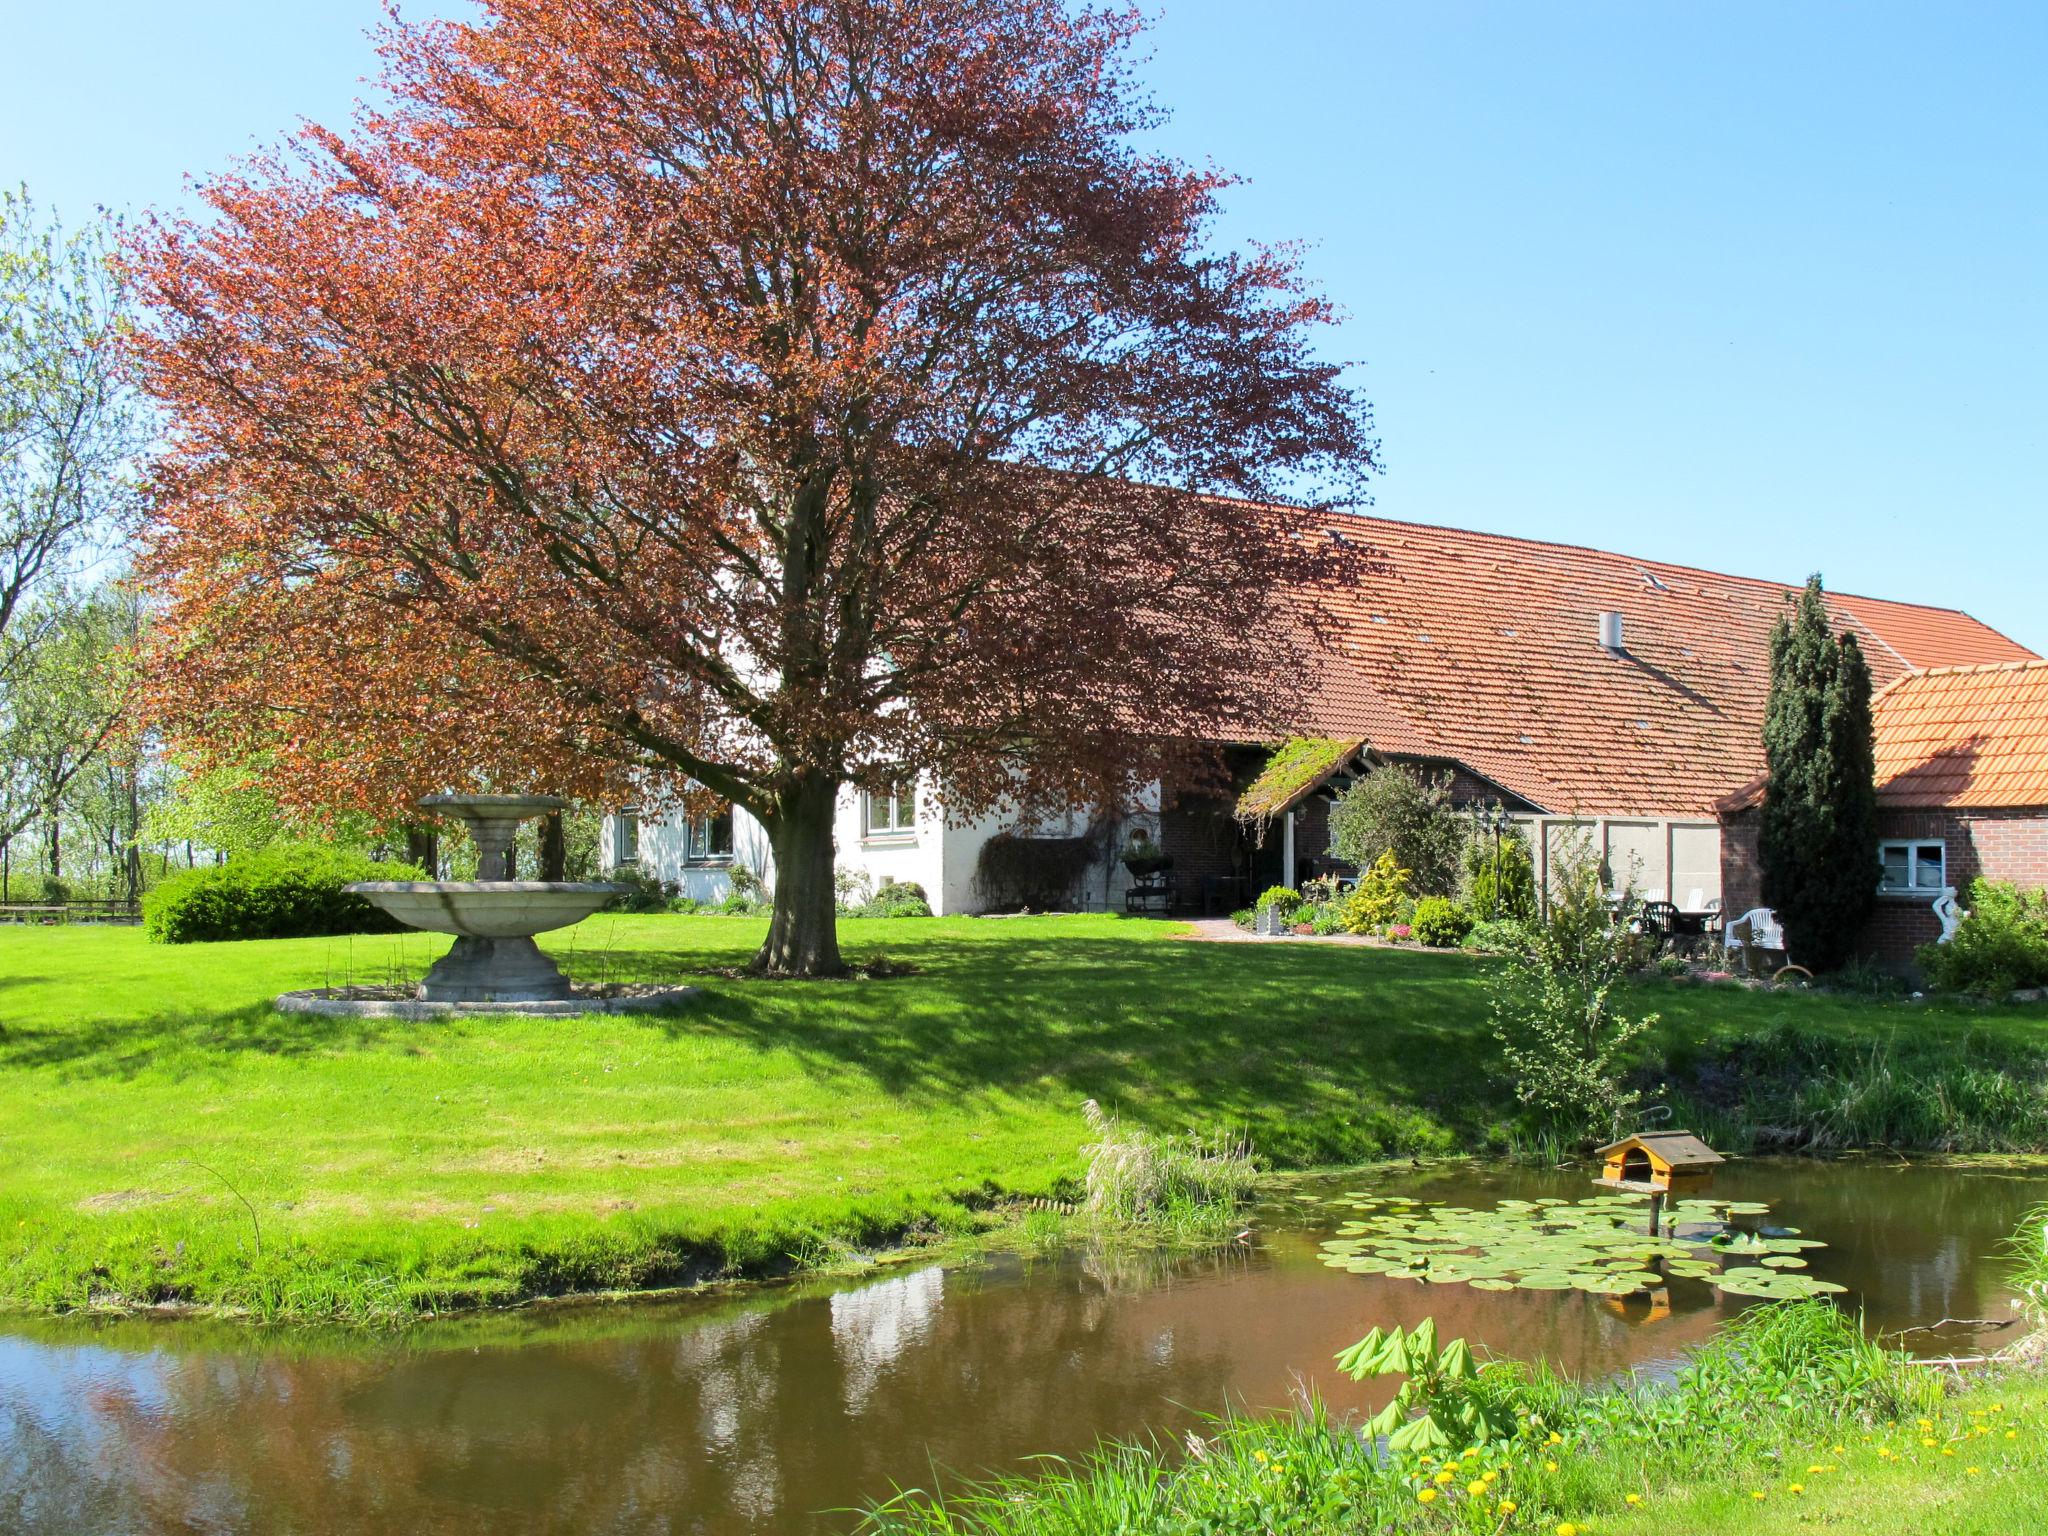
[8,2,2044,650]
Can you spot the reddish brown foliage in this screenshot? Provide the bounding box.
[129,0,1376,970]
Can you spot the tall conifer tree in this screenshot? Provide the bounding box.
[1758,576,1878,970]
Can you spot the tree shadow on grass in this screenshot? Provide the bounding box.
[0,1002,418,1080]
[590,930,1508,1161]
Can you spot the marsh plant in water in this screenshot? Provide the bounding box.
[1079,1099,1258,1240]
[1318,1190,1844,1301]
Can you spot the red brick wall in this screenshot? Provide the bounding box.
[1720,803,2048,972]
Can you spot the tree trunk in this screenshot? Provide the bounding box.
[404,825,440,878]
[754,774,845,977]
[46,816,59,881]
[124,779,143,906]
[539,811,567,882]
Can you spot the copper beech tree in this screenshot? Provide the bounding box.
[129,0,1377,975]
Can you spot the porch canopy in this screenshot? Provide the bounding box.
[1234,736,1368,826]
[1233,737,1368,883]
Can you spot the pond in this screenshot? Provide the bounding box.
[3,1159,2041,1534]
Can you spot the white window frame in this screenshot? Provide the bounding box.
[1877,839,1945,894]
[863,780,917,841]
[614,810,641,866]
[685,809,734,863]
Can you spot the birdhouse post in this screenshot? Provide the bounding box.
[1594,1131,1724,1235]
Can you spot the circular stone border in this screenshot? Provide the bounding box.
[275,986,699,1019]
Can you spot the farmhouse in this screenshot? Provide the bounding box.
[606,510,2034,924]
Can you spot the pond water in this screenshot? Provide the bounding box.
[3,1160,2041,1535]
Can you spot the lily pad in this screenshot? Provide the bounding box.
[1315,1184,1833,1304]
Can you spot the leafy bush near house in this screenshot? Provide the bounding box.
[1410,895,1473,948]
[1461,917,1534,955]
[1919,880,2048,997]
[143,843,425,944]
[605,864,676,913]
[1255,885,1305,922]
[1461,816,1537,921]
[1339,851,1410,933]
[1307,901,1348,936]
[858,879,933,918]
[1228,907,1255,930]
[1328,764,1465,897]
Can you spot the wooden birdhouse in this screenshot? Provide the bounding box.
[1595,1131,1723,1197]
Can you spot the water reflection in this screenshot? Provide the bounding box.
[0,1160,2038,1536]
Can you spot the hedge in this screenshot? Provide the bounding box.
[143,844,426,944]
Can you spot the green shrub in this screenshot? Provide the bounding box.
[142,843,425,944]
[605,864,676,912]
[1919,880,2048,997]
[1308,901,1348,936]
[1410,895,1472,947]
[859,879,932,918]
[1490,840,1657,1141]
[1228,907,1254,930]
[1339,851,1410,933]
[1462,817,1537,921]
[1328,765,1464,897]
[1255,884,1303,917]
[1461,916,1533,954]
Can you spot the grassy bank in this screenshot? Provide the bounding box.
[862,1300,2048,1536]
[3,915,2047,1320]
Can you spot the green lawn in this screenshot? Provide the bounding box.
[2,914,2045,1319]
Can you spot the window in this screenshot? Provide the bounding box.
[1878,840,1945,893]
[864,779,917,839]
[686,809,734,862]
[614,810,640,866]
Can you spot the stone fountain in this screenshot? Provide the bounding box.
[346,794,620,1003]
[275,792,697,1018]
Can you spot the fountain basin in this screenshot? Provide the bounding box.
[347,881,619,939]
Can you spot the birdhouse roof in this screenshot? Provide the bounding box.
[1595,1131,1724,1168]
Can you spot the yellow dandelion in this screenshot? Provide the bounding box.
[1624,1492,1643,1506]
[1556,1524,1579,1536]
[1967,1467,1981,1477]
[1922,1437,1938,1448]
[1499,1500,1518,1514]
[1482,1470,1499,1485]
[1788,1482,1805,1494]
[1434,1469,1455,1485]
[2008,1430,2020,1440]
[1545,1459,1559,1472]
[1468,1480,1487,1497]
[1751,1491,1767,1501]
[1417,1488,1438,1505]
[1918,1418,1934,1430]
[1943,1447,1958,1458]
[1546,1431,1564,1446]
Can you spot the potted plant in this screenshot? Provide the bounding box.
[1120,827,1170,878]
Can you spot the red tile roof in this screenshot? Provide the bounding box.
[1870,659,2048,809]
[1278,513,2034,817]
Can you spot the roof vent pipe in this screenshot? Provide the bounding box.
[1598,611,1625,652]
